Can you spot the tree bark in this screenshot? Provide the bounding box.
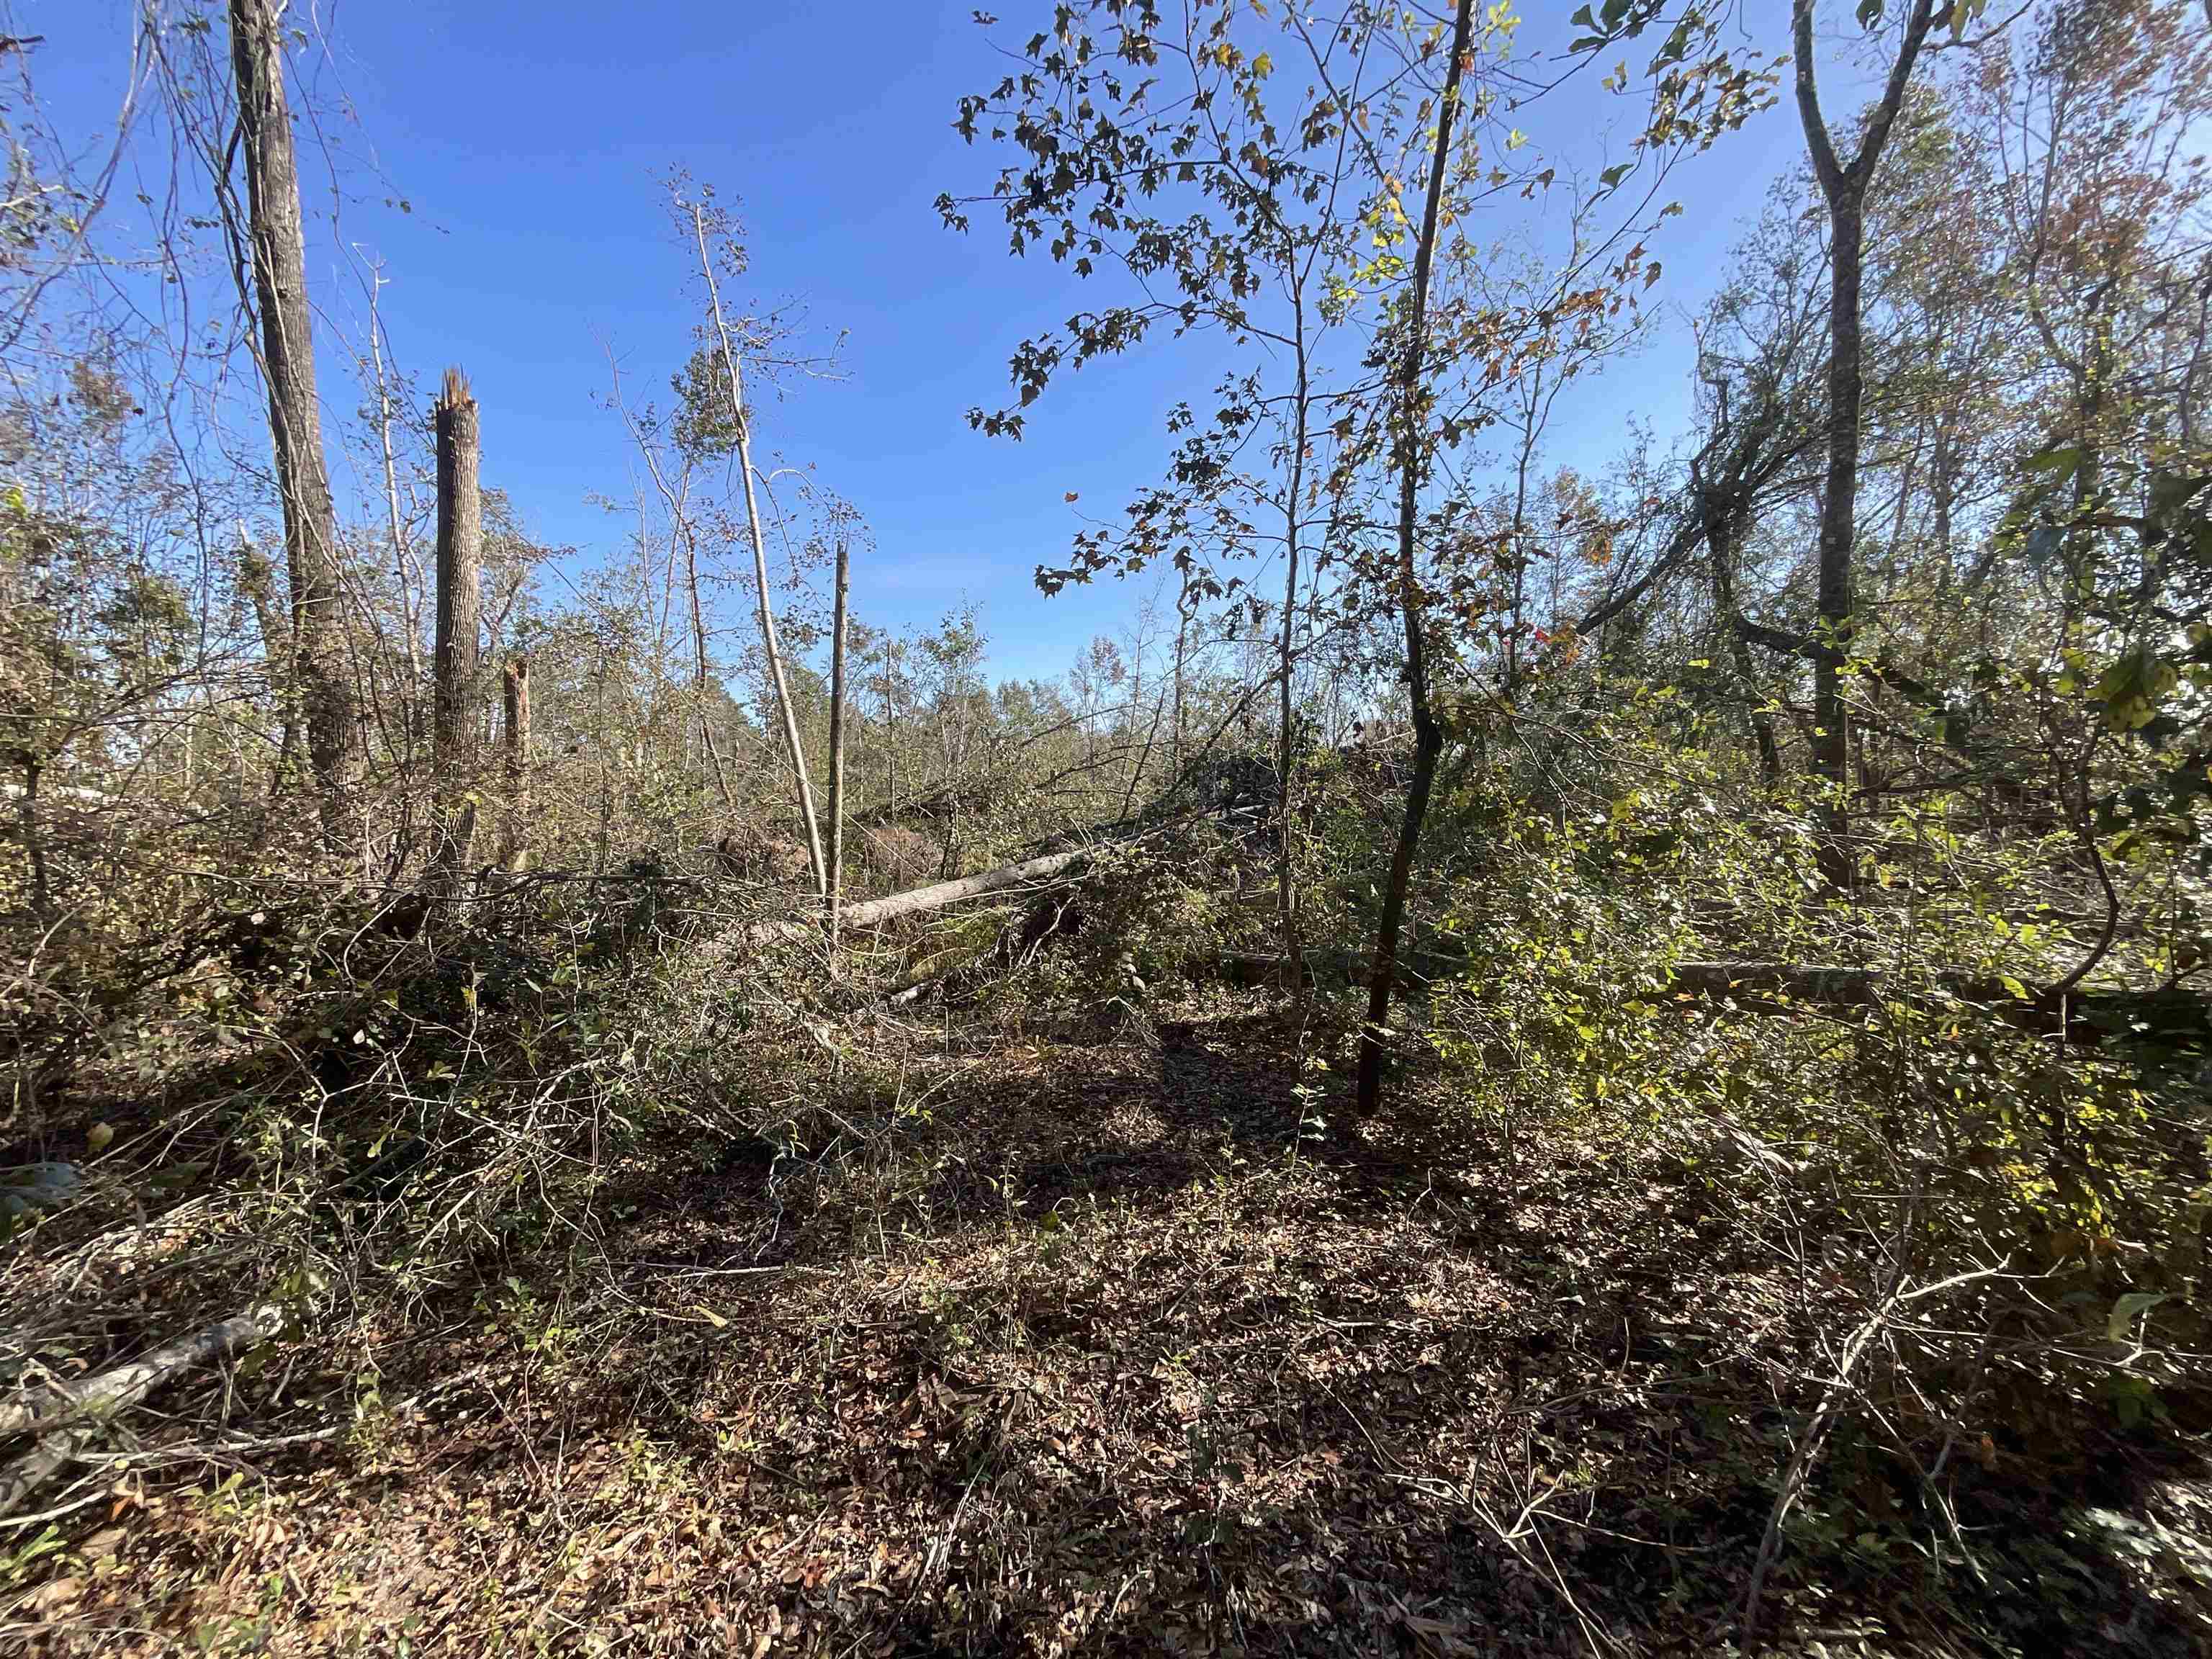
[432,367,482,884]
[0,1303,284,1519]
[1356,0,1475,1118]
[835,847,1091,931]
[228,0,360,832]
[1791,0,1938,890]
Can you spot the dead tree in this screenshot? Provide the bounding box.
[229,0,361,828]
[500,652,531,873]
[837,847,1091,930]
[432,368,482,882]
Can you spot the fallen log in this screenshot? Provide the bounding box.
[0,1302,285,1516]
[1207,950,2207,1046]
[836,847,1092,930]
[1660,962,2210,1046]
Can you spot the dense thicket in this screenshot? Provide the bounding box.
[3,2,2209,1653]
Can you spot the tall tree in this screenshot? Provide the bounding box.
[228,0,361,830]
[1790,0,1940,888]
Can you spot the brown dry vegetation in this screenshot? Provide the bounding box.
[12,973,2211,1657]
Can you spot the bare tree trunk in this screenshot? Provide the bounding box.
[828,536,850,943]
[691,204,827,895]
[228,0,360,832]
[593,644,611,868]
[1932,423,1955,582]
[837,847,1092,930]
[1172,575,1189,778]
[235,533,298,796]
[1355,0,1473,1118]
[500,653,531,873]
[882,643,899,826]
[432,367,482,885]
[1792,0,1937,891]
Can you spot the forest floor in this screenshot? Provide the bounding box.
[12,992,2212,1657]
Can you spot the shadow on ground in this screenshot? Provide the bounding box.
[19,1006,2212,1658]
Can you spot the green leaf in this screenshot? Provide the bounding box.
[2108,1292,2167,1343]
[2095,650,2180,732]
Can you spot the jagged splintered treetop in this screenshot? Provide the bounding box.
[436,365,474,413]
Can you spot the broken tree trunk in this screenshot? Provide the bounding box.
[1660,961,2208,1045]
[229,0,360,832]
[432,367,482,885]
[835,848,1092,931]
[0,1303,284,1518]
[1207,950,2206,1046]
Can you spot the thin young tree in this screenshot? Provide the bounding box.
[687,195,828,894]
[827,534,850,938]
[499,652,531,873]
[1352,0,1476,1118]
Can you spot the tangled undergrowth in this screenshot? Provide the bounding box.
[3,837,2208,1655]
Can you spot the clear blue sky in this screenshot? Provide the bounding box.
[30,0,1820,685]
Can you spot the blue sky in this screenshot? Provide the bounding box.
[30,0,1820,685]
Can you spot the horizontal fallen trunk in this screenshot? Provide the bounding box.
[1,1302,284,1516]
[1209,950,2206,1046]
[835,848,1092,930]
[1660,962,2208,1044]
[1,1304,284,1442]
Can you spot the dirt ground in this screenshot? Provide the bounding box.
[10,1001,2211,1657]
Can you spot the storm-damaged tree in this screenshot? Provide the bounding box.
[949,0,1779,1109]
[431,367,482,887]
[225,0,362,834]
